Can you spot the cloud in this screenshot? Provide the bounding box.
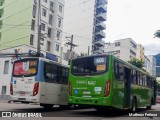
[144,43,160,55]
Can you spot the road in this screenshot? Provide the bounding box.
[0,100,160,120]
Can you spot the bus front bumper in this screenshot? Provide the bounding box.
[68,96,111,106]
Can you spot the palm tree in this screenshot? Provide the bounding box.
[154,30,160,38]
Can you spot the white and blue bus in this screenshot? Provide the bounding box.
[10,57,69,109]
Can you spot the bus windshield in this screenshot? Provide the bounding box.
[71,55,108,76]
[13,58,38,77]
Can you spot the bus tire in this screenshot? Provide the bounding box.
[146,99,152,110]
[40,104,53,110]
[131,98,137,113]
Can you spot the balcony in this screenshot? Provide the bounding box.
[95,30,106,38]
[96,5,107,13]
[97,0,108,6]
[96,13,106,21]
[96,22,106,30]
[93,47,104,54]
[93,39,105,47]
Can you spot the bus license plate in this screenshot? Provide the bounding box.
[20,92,25,96]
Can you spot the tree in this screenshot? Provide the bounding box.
[154,30,160,38]
[78,52,87,57]
[128,58,144,69]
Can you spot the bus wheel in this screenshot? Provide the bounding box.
[131,98,137,113]
[40,104,53,110]
[146,99,152,110]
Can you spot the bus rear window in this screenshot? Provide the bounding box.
[13,59,38,77]
[71,56,108,76]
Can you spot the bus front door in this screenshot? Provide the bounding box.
[124,67,131,108]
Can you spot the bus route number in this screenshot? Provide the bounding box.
[94,57,105,65]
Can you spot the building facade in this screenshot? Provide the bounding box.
[136,44,144,61]
[154,53,160,77]
[144,55,151,74]
[147,55,156,77]
[105,38,137,61]
[0,0,64,57]
[62,0,107,56]
[0,0,65,99]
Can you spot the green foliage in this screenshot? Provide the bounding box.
[128,58,144,69]
[154,30,160,38]
[78,52,87,57]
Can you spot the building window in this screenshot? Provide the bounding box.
[0,8,4,18]
[115,42,120,47]
[4,60,9,74]
[32,5,36,18]
[42,8,47,17]
[56,31,60,40]
[40,38,44,46]
[30,34,34,45]
[0,33,1,41]
[47,41,50,51]
[41,23,45,31]
[48,27,52,38]
[58,18,61,27]
[43,0,47,3]
[130,49,136,56]
[50,1,54,12]
[31,19,35,31]
[49,14,53,25]
[0,0,5,6]
[1,86,6,95]
[59,5,63,12]
[130,41,137,49]
[56,44,60,52]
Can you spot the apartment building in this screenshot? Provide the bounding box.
[146,55,156,77]
[105,38,137,61]
[62,0,107,56]
[0,0,64,99]
[136,44,144,61]
[144,55,151,74]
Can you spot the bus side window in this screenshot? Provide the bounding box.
[147,76,149,87]
[114,61,119,79]
[151,79,153,88]
[52,65,58,83]
[143,75,147,87]
[119,63,124,80]
[131,69,136,84]
[137,72,140,85]
[56,66,62,84]
[62,68,69,85]
[44,63,54,83]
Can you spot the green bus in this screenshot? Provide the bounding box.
[68,54,156,112]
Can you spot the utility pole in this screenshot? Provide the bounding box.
[65,35,78,52]
[88,46,90,55]
[37,0,41,57]
[65,35,78,64]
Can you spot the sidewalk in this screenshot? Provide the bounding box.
[0,99,10,103]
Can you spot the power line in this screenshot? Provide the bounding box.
[65,35,78,51]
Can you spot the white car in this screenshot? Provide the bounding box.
[156,92,160,103]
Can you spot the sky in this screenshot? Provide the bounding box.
[106,0,160,55]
